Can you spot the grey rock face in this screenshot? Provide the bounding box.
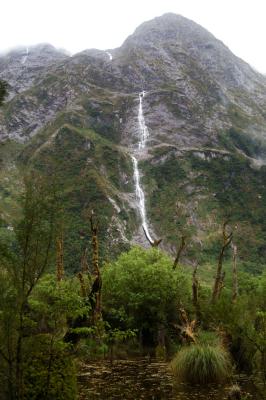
[0,44,69,98]
[0,13,265,151]
[1,14,266,260]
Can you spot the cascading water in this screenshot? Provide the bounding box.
[132,91,153,243]
[21,47,29,65]
[106,51,113,61]
[137,91,149,149]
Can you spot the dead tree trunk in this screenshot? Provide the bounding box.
[192,261,201,322]
[157,324,166,349]
[77,272,87,298]
[173,235,186,269]
[56,232,64,282]
[143,227,162,247]
[217,271,226,299]
[232,243,238,303]
[81,247,89,274]
[212,221,233,303]
[174,308,197,344]
[89,212,102,323]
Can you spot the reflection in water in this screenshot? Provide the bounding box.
[78,359,259,400]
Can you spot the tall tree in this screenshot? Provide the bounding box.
[232,243,238,303]
[172,201,195,269]
[0,172,59,399]
[89,212,102,323]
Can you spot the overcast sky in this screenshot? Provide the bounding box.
[1,0,265,73]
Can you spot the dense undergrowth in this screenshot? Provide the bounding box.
[0,172,265,399]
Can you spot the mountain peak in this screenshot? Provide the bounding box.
[128,12,214,42]
[0,43,69,100]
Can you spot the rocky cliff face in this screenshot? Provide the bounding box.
[1,14,266,271]
[0,44,68,98]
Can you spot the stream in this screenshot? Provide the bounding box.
[78,359,263,400]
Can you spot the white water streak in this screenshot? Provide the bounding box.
[21,47,29,65]
[138,91,149,149]
[108,196,121,213]
[106,51,113,61]
[132,90,153,243]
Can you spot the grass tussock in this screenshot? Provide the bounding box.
[171,344,232,384]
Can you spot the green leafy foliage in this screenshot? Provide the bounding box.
[228,127,266,158]
[22,337,77,400]
[0,174,85,399]
[102,247,190,345]
[29,274,90,329]
[143,145,266,267]
[199,272,266,377]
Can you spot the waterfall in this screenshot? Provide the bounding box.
[106,51,113,61]
[132,91,153,243]
[21,47,29,65]
[137,91,149,149]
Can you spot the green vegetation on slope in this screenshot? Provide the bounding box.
[142,146,266,272]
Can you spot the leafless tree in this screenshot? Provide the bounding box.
[232,243,238,303]
[212,221,233,302]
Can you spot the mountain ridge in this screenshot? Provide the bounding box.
[0,13,266,271]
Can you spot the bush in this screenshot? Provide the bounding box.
[171,344,232,384]
[102,247,190,346]
[23,337,77,400]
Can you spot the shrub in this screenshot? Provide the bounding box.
[23,337,77,400]
[171,344,232,384]
[102,247,190,345]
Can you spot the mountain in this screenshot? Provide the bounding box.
[0,44,68,99]
[0,13,266,272]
